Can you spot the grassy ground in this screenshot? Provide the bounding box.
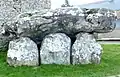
[0,44,120,77]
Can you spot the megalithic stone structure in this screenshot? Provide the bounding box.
[0,0,117,66]
[5,7,116,66]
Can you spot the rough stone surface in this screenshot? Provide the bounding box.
[72,33,102,64]
[0,0,19,26]
[0,7,116,45]
[20,0,51,12]
[7,37,38,66]
[0,0,51,50]
[0,37,10,51]
[40,33,71,64]
[0,0,51,25]
[0,24,17,51]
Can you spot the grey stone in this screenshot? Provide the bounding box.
[0,37,11,51]
[0,0,51,50]
[0,0,19,25]
[40,33,71,64]
[7,37,38,66]
[72,33,102,64]
[20,0,51,12]
[0,7,116,50]
[0,0,51,25]
[1,7,116,43]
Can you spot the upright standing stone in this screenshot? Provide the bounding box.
[40,33,71,65]
[72,33,102,64]
[7,37,39,66]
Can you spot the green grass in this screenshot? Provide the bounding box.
[0,44,120,77]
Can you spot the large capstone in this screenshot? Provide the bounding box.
[0,7,116,51]
[72,33,102,64]
[7,37,38,66]
[40,33,71,64]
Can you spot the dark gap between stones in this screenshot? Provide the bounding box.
[37,43,41,66]
[29,37,43,66]
[31,33,77,65]
[66,34,76,65]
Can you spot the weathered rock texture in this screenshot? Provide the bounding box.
[0,7,116,46]
[40,33,71,64]
[4,7,116,65]
[0,0,51,50]
[0,0,51,25]
[72,33,102,64]
[7,37,38,66]
[20,0,51,12]
[0,37,11,51]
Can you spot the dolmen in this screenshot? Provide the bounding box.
[0,7,116,66]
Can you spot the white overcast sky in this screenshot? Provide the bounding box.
[51,0,104,9]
